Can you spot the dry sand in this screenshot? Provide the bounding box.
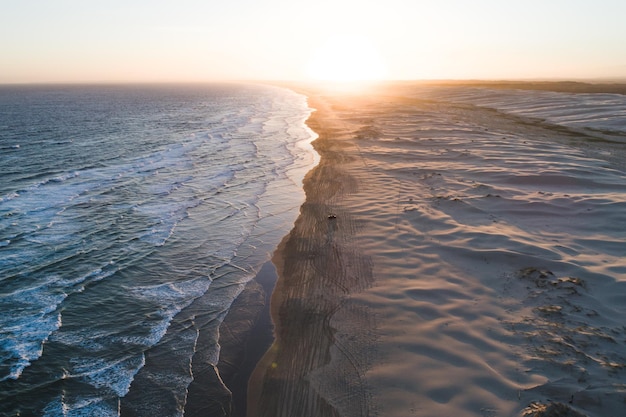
[247,82,626,417]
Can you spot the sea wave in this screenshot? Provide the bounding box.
[0,83,316,416]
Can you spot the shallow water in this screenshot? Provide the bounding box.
[0,83,315,416]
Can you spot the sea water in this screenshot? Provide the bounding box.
[0,83,316,416]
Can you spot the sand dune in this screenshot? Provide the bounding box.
[248,83,626,417]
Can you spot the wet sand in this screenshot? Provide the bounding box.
[182,262,277,417]
[247,89,376,417]
[246,82,626,417]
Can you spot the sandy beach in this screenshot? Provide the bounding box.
[245,82,626,417]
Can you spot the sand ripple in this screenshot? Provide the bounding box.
[252,85,625,417]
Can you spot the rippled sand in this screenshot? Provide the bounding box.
[248,82,626,417]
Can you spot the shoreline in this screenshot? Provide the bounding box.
[218,262,278,417]
[246,87,378,417]
[182,262,278,417]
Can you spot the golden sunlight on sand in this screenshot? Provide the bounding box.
[248,82,626,417]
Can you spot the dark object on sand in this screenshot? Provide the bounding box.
[327,214,337,219]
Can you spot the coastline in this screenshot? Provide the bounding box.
[243,81,626,417]
[247,89,376,417]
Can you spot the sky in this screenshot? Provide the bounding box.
[1,0,626,83]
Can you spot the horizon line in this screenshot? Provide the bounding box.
[3,77,626,86]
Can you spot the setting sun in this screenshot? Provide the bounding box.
[306,34,387,82]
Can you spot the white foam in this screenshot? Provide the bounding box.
[43,395,120,417]
[0,265,121,380]
[0,311,62,381]
[121,278,212,346]
[71,354,146,397]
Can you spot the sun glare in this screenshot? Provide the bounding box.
[307,34,387,83]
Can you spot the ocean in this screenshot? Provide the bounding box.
[0,83,316,416]
[2,82,625,417]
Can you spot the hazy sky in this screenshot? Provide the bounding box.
[2,0,626,83]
